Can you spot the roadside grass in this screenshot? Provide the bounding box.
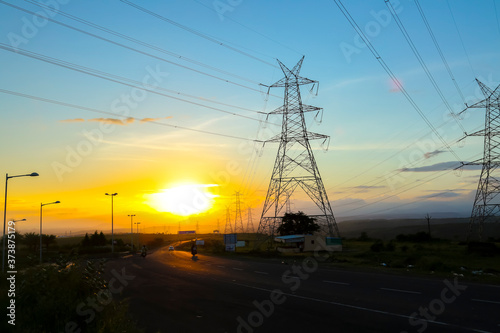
[0,254,143,333]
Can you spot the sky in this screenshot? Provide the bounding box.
[1,0,500,236]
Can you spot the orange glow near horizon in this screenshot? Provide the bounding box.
[145,184,219,216]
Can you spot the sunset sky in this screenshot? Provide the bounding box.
[2,0,500,235]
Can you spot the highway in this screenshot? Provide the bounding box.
[105,246,500,333]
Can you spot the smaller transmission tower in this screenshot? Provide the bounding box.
[246,207,255,233]
[462,79,500,241]
[224,206,233,233]
[234,191,245,233]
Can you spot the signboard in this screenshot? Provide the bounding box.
[178,230,196,234]
[326,237,342,245]
[196,240,205,245]
[236,240,246,247]
[225,244,236,252]
[223,233,237,245]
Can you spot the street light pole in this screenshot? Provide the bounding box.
[40,201,60,264]
[135,222,141,246]
[105,193,118,253]
[2,172,39,272]
[128,214,135,251]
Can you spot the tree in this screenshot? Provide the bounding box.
[22,232,39,252]
[82,233,91,247]
[98,231,106,246]
[42,234,57,250]
[277,211,320,236]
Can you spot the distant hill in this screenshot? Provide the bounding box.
[337,218,500,241]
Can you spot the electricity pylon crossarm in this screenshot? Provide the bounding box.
[257,56,340,238]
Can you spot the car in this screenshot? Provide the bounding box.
[168,246,174,251]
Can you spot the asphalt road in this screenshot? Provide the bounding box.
[104,246,500,333]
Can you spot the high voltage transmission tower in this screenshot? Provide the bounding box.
[460,79,500,241]
[246,207,255,233]
[224,206,232,234]
[257,56,340,238]
[234,191,245,233]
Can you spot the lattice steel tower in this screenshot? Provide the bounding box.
[257,57,340,237]
[234,191,245,233]
[463,79,500,241]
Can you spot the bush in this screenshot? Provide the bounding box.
[370,240,385,252]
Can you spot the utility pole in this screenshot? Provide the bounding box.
[257,56,340,238]
[459,79,500,241]
[425,213,431,240]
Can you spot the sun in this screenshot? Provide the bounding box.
[146,184,218,216]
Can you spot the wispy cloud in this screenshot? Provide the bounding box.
[417,190,463,200]
[423,150,445,159]
[139,116,173,123]
[88,117,135,125]
[60,118,84,123]
[400,161,481,172]
[60,116,172,126]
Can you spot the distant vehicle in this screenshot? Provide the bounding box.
[168,246,174,251]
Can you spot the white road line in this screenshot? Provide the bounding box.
[380,287,421,295]
[217,265,225,268]
[472,298,500,305]
[323,280,350,286]
[254,271,269,275]
[231,282,492,333]
[233,268,244,271]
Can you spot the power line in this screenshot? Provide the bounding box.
[22,0,263,87]
[1,1,281,99]
[446,0,477,78]
[192,0,304,56]
[0,88,264,143]
[333,0,463,163]
[0,43,272,124]
[414,0,467,105]
[120,0,278,68]
[384,0,467,134]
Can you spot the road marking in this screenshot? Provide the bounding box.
[380,287,421,295]
[254,271,269,275]
[323,280,350,286]
[233,268,244,271]
[122,255,133,259]
[217,265,225,268]
[231,282,492,333]
[472,298,500,305]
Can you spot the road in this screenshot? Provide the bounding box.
[104,246,500,333]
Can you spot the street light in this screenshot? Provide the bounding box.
[128,214,135,251]
[40,201,60,264]
[2,172,39,272]
[105,193,118,253]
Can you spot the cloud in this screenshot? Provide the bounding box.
[60,118,84,123]
[88,117,135,125]
[423,150,445,159]
[60,116,172,126]
[400,161,482,172]
[139,116,173,123]
[417,191,462,200]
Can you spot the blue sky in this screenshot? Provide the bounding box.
[1,0,500,234]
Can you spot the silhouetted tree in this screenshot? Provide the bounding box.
[82,233,91,247]
[42,234,57,250]
[98,231,106,246]
[277,211,320,236]
[22,232,39,252]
